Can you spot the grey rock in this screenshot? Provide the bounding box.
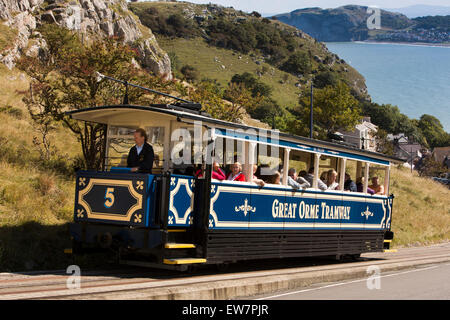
[0,0,172,79]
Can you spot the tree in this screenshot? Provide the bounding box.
[230,72,272,98]
[361,101,428,147]
[417,114,450,149]
[313,70,337,89]
[281,51,311,75]
[188,81,242,123]
[224,82,263,120]
[290,81,361,139]
[18,25,178,170]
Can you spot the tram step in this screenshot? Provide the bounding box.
[163,258,207,265]
[165,243,196,249]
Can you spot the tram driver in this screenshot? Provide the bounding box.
[127,128,155,173]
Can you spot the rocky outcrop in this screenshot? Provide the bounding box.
[0,0,172,79]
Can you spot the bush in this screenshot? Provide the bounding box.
[230,72,272,98]
[180,65,199,82]
[281,52,311,75]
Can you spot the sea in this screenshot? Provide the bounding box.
[325,42,450,132]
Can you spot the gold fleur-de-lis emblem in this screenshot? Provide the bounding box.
[134,214,142,223]
[77,208,85,218]
[168,216,174,225]
[211,185,216,193]
[209,219,214,227]
[136,181,144,190]
[190,179,195,188]
[79,177,86,187]
[188,215,194,225]
[170,177,176,186]
[361,206,374,220]
[234,198,256,216]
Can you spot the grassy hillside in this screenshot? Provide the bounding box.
[158,37,301,108]
[129,1,369,107]
[389,166,450,247]
[0,64,81,271]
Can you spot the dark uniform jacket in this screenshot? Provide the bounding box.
[127,142,154,173]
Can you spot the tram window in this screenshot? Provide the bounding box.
[369,165,388,195]
[257,144,283,183]
[344,159,360,192]
[106,126,136,168]
[318,155,339,187]
[145,126,165,171]
[106,126,165,171]
[289,149,311,183]
[345,160,378,194]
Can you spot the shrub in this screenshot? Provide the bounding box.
[180,64,199,82]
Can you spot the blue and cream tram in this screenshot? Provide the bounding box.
[68,102,400,270]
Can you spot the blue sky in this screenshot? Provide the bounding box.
[144,1,449,14]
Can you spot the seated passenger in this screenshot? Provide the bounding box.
[287,168,310,189]
[369,176,385,195]
[267,171,281,185]
[305,167,327,191]
[252,164,265,187]
[299,170,308,179]
[356,177,375,195]
[194,164,203,178]
[344,173,357,192]
[212,161,226,180]
[320,171,328,184]
[326,169,339,190]
[227,162,246,182]
[127,128,154,173]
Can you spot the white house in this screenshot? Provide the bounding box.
[339,117,378,151]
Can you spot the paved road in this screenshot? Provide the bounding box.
[0,242,449,299]
[252,262,450,300]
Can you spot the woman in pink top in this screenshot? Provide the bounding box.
[212,161,226,180]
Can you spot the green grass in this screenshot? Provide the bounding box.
[389,166,450,247]
[0,66,81,271]
[0,22,17,52]
[158,37,301,108]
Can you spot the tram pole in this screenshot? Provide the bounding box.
[308,50,314,139]
[310,80,313,139]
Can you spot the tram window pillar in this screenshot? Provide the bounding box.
[313,153,320,189]
[339,158,347,191]
[104,125,110,170]
[384,165,390,195]
[282,148,291,186]
[363,163,370,194]
[243,141,257,182]
[356,161,362,179]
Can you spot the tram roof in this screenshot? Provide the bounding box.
[67,104,405,165]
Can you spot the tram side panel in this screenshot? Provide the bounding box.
[205,182,391,263]
[167,175,196,228]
